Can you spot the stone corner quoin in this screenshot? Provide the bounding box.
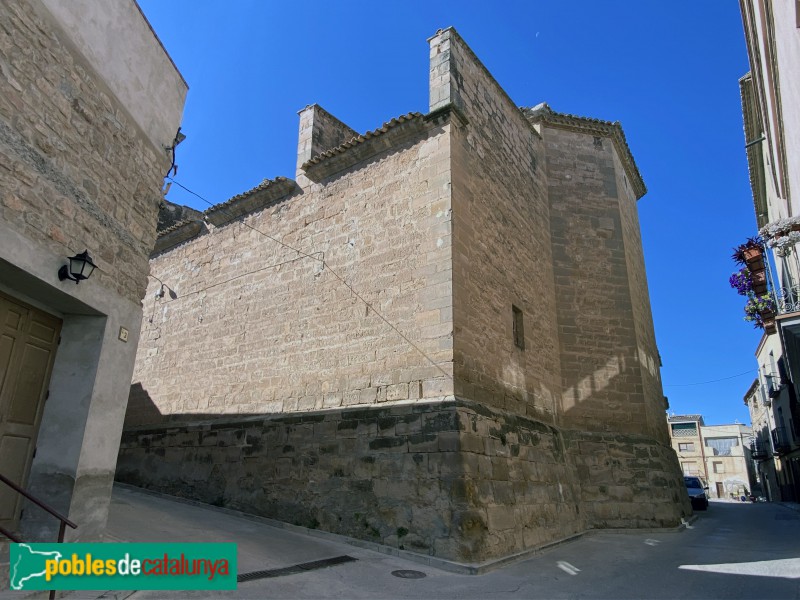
[118,26,690,564]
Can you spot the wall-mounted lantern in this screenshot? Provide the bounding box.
[58,250,97,284]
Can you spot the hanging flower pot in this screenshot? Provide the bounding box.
[732,236,765,268]
[760,308,776,321]
[760,216,800,242]
[764,317,777,335]
[744,293,777,332]
[751,269,768,295]
[743,246,763,263]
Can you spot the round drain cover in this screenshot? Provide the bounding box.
[391,569,427,579]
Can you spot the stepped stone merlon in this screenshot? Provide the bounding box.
[296,104,359,175]
[429,28,464,113]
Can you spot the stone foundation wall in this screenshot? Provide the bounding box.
[117,399,687,564]
[117,400,581,563]
[565,431,691,528]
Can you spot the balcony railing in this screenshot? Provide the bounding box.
[750,441,770,460]
[774,284,800,315]
[772,427,792,455]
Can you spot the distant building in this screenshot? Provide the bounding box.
[737,0,800,501]
[0,0,186,541]
[668,415,756,499]
[667,415,706,478]
[745,377,786,501]
[116,28,690,565]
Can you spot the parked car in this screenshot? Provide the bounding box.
[684,476,709,510]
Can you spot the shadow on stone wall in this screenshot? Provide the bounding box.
[118,385,690,564]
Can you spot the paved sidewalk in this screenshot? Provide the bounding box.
[105,484,370,576]
[72,484,476,599]
[7,487,800,599]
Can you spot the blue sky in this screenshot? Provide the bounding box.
[139,1,760,426]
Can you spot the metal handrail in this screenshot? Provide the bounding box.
[0,524,21,542]
[0,471,77,600]
[0,472,76,531]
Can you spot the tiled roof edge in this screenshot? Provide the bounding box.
[523,103,648,200]
[667,414,703,422]
[300,105,470,182]
[301,112,426,181]
[203,177,297,227]
[151,219,204,256]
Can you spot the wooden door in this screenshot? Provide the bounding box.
[715,482,724,499]
[0,292,61,530]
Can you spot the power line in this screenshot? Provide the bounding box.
[161,177,453,381]
[663,369,757,387]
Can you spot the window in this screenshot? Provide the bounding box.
[512,305,524,350]
[682,461,698,475]
[671,423,698,437]
[678,442,695,452]
[705,437,738,456]
[713,462,724,474]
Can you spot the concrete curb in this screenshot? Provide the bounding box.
[776,502,800,513]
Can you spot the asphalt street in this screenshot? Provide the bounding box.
[73,488,800,599]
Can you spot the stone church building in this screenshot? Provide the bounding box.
[118,28,690,564]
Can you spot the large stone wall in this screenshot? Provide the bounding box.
[613,149,669,444]
[126,113,456,425]
[539,125,642,434]
[119,26,689,563]
[436,29,561,425]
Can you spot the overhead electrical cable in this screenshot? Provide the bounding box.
[663,369,757,387]
[158,177,453,381]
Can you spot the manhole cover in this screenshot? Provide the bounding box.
[391,569,427,579]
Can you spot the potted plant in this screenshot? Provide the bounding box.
[764,317,777,335]
[751,269,768,295]
[760,216,800,244]
[744,294,776,329]
[732,237,765,268]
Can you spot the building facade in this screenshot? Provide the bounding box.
[744,378,782,500]
[668,415,706,478]
[117,28,689,565]
[668,415,755,500]
[0,0,186,542]
[737,0,800,501]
